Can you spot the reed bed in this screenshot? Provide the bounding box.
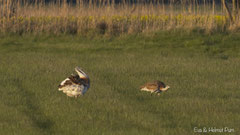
[0,0,240,35]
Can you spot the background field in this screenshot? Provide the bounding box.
[0,32,239,135]
[1,0,240,35]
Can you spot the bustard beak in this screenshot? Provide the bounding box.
[161,85,170,91]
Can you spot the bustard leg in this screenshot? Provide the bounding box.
[151,90,157,96]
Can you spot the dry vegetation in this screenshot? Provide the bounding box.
[0,0,240,35]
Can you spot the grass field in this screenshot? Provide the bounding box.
[0,32,239,135]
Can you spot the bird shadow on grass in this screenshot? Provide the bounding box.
[9,78,55,134]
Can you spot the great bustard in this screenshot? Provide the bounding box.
[58,67,90,98]
[140,80,170,95]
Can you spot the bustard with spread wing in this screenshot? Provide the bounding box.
[58,67,90,98]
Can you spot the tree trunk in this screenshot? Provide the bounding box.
[223,0,234,23]
[212,0,215,15]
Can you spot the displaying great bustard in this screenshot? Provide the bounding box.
[140,80,170,95]
[58,67,90,98]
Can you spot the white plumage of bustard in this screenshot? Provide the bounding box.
[140,80,170,95]
[58,67,90,98]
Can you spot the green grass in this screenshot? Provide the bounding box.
[0,32,240,135]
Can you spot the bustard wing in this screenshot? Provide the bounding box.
[58,75,85,97]
[143,82,159,90]
[58,75,83,89]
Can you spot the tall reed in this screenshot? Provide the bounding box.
[0,0,240,35]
